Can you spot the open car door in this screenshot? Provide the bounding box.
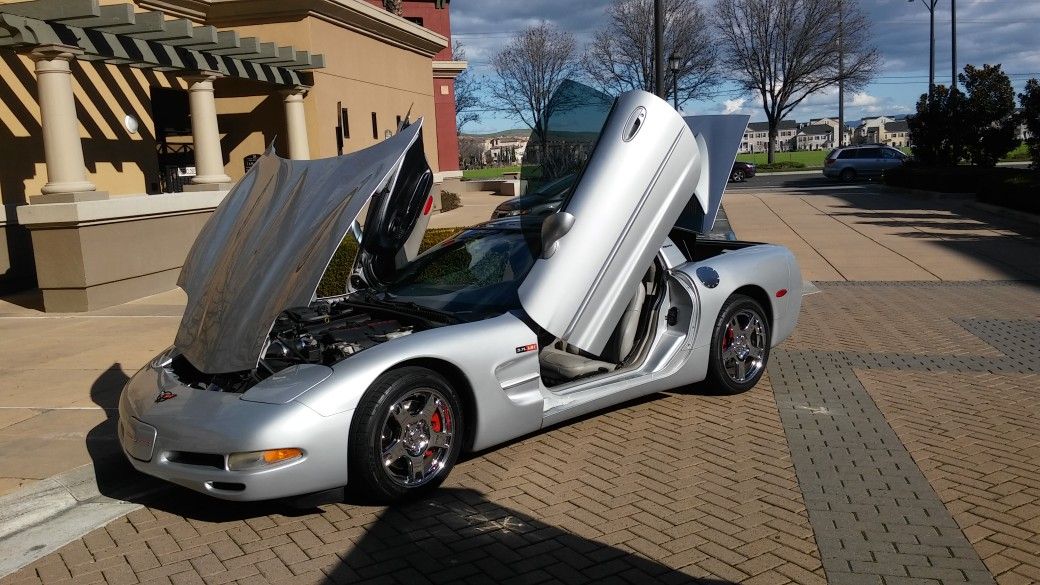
[517,90,706,355]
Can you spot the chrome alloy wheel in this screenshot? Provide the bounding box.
[379,389,454,487]
[720,309,767,383]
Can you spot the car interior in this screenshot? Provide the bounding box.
[538,261,665,387]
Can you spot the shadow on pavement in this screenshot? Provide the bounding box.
[323,488,735,585]
[86,364,170,503]
[815,191,1040,284]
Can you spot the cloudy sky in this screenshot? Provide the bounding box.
[451,0,1040,133]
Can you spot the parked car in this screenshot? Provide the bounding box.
[823,145,908,181]
[730,161,756,182]
[491,173,575,218]
[118,87,802,503]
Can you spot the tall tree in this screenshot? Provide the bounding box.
[716,0,879,163]
[452,41,482,134]
[489,23,580,149]
[582,0,718,106]
[1019,79,1040,169]
[959,64,1017,167]
[908,85,967,166]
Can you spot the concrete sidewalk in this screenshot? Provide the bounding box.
[0,290,185,497]
[725,188,1040,282]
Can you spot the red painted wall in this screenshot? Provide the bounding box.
[433,77,461,171]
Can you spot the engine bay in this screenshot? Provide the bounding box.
[168,300,430,393]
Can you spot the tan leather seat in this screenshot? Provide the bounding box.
[539,282,645,381]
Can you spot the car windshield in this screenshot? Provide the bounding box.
[377,224,540,318]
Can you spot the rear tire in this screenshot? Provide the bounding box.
[704,295,771,395]
[840,168,857,182]
[731,169,745,182]
[348,367,463,502]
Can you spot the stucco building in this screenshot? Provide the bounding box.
[0,0,464,311]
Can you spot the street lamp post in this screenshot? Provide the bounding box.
[668,52,681,111]
[909,0,941,97]
[951,0,957,90]
[654,0,665,98]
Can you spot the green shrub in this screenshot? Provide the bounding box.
[757,161,806,171]
[440,190,462,212]
[315,227,466,298]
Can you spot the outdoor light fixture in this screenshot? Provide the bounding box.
[668,52,681,111]
[124,114,139,134]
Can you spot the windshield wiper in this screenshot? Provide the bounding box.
[346,296,460,325]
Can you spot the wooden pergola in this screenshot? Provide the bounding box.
[0,0,326,200]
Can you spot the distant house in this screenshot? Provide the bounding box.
[740,121,799,153]
[882,120,911,148]
[459,131,530,166]
[796,124,836,151]
[856,116,894,144]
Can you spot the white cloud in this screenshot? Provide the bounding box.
[723,98,746,114]
[850,92,880,108]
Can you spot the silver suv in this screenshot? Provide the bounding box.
[823,145,908,181]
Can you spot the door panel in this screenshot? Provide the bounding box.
[518,91,703,355]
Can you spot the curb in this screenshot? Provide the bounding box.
[0,464,161,579]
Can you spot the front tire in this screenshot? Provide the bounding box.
[731,169,745,182]
[348,367,463,502]
[704,295,771,394]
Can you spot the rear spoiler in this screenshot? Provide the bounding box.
[676,115,750,234]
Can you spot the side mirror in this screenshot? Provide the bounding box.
[540,212,575,259]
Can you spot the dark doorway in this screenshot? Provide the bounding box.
[151,87,195,193]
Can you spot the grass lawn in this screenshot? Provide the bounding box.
[462,165,521,180]
[736,150,830,168]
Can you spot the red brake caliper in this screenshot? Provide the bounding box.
[425,411,442,458]
[723,325,734,351]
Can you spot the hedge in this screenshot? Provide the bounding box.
[757,161,807,171]
[884,164,1040,214]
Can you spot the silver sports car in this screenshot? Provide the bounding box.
[119,86,802,502]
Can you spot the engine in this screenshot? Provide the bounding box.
[167,300,426,393]
[263,300,420,369]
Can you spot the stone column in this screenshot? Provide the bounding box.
[183,72,232,191]
[281,87,311,160]
[30,45,106,203]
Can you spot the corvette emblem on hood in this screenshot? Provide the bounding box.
[154,391,177,403]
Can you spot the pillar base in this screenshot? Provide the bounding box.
[31,191,109,204]
[182,183,233,192]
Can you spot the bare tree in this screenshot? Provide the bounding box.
[489,22,581,149]
[383,0,402,16]
[582,0,718,106]
[452,41,483,134]
[716,0,879,162]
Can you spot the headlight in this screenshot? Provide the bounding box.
[227,448,302,470]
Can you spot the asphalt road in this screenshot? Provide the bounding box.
[727,172,863,191]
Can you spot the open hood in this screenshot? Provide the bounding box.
[675,115,750,234]
[175,121,429,374]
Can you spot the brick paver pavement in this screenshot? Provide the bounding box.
[3,282,1040,584]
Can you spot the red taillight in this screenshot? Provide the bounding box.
[422,195,434,215]
[825,158,835,166]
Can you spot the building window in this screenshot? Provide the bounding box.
[405,16,423,26]
[371,112,378,139]
[341,108,350,139]
[396,115,402,130]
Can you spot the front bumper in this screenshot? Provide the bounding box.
[118,362,353,501]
